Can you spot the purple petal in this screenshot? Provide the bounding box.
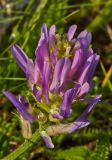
[42,62,51,102]
[49,24,56,36]
[60,87,79,118]
[11,44,28,72]
[78,30,92,42]
[33,85,42,101]
[50,109,63,120]
[75,48,93,79]
[74,41,81,50]
[26,59,34,82]
[19,96,29,109]
[61,119,90,134]
[77,31,92,49]
[50,48,58,65]
[67,25,77,41]
[40,131,54,149]
[33,61,40,84]
[78,82,90,98]
[35,39,49,74]
[81,54,99,84]
[70,49,83,78]
[36,33,45,51]
[87,54,100,82]
[47,120,90,136]
[50,52,57,65]
[83,95,102,115]
[51,113,64,120]
[87,48,94,57]
[49,25,56,50]
[41,23,49,42]
[60,58,71,87]
[78,55,95,85]
[50,58,65,91]
[3,91,34,122]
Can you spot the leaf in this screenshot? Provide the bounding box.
[0,17,22,23]
[56,146,91,160]
[90,133,109,160]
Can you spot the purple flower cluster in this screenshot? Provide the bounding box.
[3,24,101,148]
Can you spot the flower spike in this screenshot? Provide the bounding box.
[3,23,101,148]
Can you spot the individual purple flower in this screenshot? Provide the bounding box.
[40,131,54,149]
[3,23,101,148]
[3,91,34,122]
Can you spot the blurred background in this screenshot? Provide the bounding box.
[0,0,112,159]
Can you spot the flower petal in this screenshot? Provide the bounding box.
[83,95,102,114]
[35,39,49,74]
[67,25,77,41]
[19,96,29,109]
[42,61,51,102]
[60,58,71,87]
[77,30,92,49]
[3,91,34,122]
[78,30,92,42]
[40,131,54,149]
[49,24,56,37]
[78,82,90,98]
[51,112,64,120]
[33,85,42,101]
[78,55,95,84]
[87,54,100,82]
[70,49,83,78]
[60,87,79,117]
[26,59,34,82]
[50,58,65,91]
[33,61,40,84]
[41,23,49,42]
[11,44,28,72]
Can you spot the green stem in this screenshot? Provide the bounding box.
[3,129,40,160]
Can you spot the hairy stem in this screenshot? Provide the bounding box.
[3,129,40,160]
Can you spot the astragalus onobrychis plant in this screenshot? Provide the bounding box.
[3,24,101,149]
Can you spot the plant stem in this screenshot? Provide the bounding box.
[3,129,40,160]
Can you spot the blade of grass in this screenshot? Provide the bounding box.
[0,16,22,23]
[56,10,79,24]
[100,61,112,91]
[102,65,112,87]
[0,10,30,15]
[0,77,26,80]
[60,1,106,9]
